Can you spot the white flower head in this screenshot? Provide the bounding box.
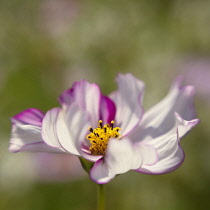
[9,74,199,184]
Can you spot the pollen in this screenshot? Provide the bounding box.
[86,120,122,155]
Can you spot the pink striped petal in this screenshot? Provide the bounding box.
[99,96,116,124]
[12,108,44,127]
[59,80,101,127]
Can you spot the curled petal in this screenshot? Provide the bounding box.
[90,138,157,184]
[131,77,197,141]
[175,112,200,139]
[42,108,64,149]
[56,103,90,156]
[136,114,199,174]
[59,80,101,127]
[110,74,144,136]
[9,123,64,153]
[89,159,111,184]
[42,106,87,155]
[90,138,140,184]
[137,134,184,174]
[80,150,102,163]
[10,109,64,153]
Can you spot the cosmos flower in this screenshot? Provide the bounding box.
[9,74,199,184]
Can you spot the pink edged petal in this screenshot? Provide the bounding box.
[9,123,64,153]
[41,107,64,150]
[58,88,74,106]
[134,77,197,140]
[136,135,185,175]
[110,73,144,136]
[175,112,200,139]
[12,108,44,127]
[9,142,65,153]
[99,96,116,124]
[56,103,90,156]
[89,159,113,184]
[59,80,101,127]
[90,138,143,184]
[136,114,199,174]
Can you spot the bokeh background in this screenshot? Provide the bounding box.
[0,0,210,209]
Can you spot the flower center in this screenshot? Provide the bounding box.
[86,120,122,155]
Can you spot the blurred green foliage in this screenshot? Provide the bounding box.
[0,0,210,209]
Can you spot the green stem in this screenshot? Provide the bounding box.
[97,184,106,210]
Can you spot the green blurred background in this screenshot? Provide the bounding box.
[0,0,210,209]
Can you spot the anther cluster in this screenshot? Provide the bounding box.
[86,120,122,155]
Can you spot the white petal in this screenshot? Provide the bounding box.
[9,123,64,153]
[41,108,63,149]
[80,149,102,162]
[131,77,197,141]
[137,143,158,166]
[90,138,143,184]
[56,103,90,156]
[137,134,184,174]
[110,74,144,136]
[59,80,101,128]
[136,114,199,174]
[175,112,200,139]
[89,159,112,184]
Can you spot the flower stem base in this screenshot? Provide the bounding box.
[97,184,106,210]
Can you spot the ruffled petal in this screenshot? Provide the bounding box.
[89,159,111,184]
[59,80,101,127]
[9,123,64,153]
[12,108,44,127]
[56,103,90,156]
[136,134,184,174]
[136,114,199,174]
[133,77,197,141]
[175,112,200,139]
[90,138,140,184]
[90,138,157,184]
[109,73,144,136]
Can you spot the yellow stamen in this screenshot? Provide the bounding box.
[86,120,122,155]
